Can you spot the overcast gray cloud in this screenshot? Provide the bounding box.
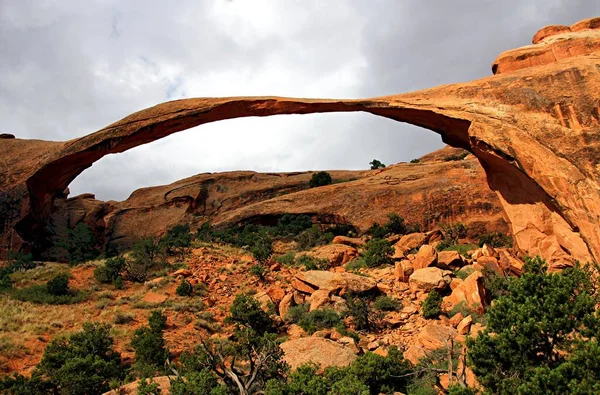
[1,0,598,201]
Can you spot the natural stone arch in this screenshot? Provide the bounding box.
[1,18,599,267]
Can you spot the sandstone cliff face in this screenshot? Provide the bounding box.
[52,147,506,255]
[1,18,599,267]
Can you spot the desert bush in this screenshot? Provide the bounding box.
[296,226,334,250]
[137,377,161,395]
[131,310,169,372]
[250,236,273,263]
[410,158,421,163]
[468,256,600,394]
[7,251,36,272]
[373,295,402,312]
[35,322,124,394]
[478,231,512,248]
[64,223,99,264]
[421,290,443,319]
[46,273,69,296]
[345,257,367,272]
[249,264,267,281]
[295,254,329,270]
[275,214,313,237]
[160,224,192,259]
[0,267,13,290]
[288,306,343,334]
[309,171,332,188]
[226,293,275,335]
[265,347,412,395]
[132,236,163,265]
[176,279,194,296]
[440,223,467,243]
[273,252,296,266]
[363,238,393,267]
[369,159,386,169]
[444,152,469,161]
[94,256,126,284]
[176,329,287,394]
[114,312,135,325]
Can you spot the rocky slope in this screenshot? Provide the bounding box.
[1,17,599,268]
[45,146,506,257]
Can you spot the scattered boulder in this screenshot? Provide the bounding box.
[294,270,377,294]
[393,232,428,258]
[141,292,168,304]
[280,337,357,371]
[437,250,463,268]
[474,256,504,277]
[409,267,452,291]
[332,236,365,248]
[309,289,332,311]
[266,287,286,304]
[442,271,487,314]
[279,293,295,320]
[394,260,413,282]
[413,245,437,270]
[302,244,358,266]
[417,322,457,351]
[457,315,473,335]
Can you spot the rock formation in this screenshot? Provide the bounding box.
[1,17,599,267]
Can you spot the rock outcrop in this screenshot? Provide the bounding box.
[1,18,599,267]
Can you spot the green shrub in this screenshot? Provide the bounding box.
[114,312,134,325]
[251,236,273,263]
[468,257,600,394]
[373,295,402,311]
[295,308,342,334]
[440,223,468,244]
[296,226,334,250]
[346,294,379,331]
[365,222,387,239]
[131,310,169,371]
[478,231,512,248]
[46,273,69,296]
[295,254,329,270]
[36,322,124,395]
[444,152,469,161]
[7,251,36,271]
[94,256,126,284]
[65,223,99,264]
[276,214,313,237]
[369,159,386,170]
[421,290,443,319]
[410,158,420,164]
[160,224,192,259]
[364,238,393,267]
[176,279,194,296]
[226,294,274,335]
[309,171,332,188]
[274,252,296,266]
[131,237,163,266]
[0,267,12,290]
[345,257,367,272]
[114,276,124,290]
[249,264,267,281]
[137,377,161,395]
[177,329,287,394]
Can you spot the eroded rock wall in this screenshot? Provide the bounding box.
[1,17,599,267]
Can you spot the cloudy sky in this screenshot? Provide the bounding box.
[2,1,598,201]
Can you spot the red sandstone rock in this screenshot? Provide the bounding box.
[280,337,357,371]
[413,244,438,270]
[442,271,487,314]
[295,270,377,294]
[409,267,452,291]
[1,17,599,269]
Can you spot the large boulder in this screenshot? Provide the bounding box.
[302,244,359,267]
[413,244,438,270]
[409,267,452,291]
[437,250,464,268]
[332,236,365,248]
[280,337,357,370]
[294,270,377,294]
[442,271,487,314]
